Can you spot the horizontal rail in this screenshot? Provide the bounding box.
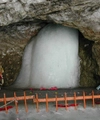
[0,95,34,102]
[33,95,100,102]
[0,94,100,103]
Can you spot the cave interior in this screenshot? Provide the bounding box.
[0,21,99,89]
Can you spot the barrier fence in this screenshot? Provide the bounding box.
[0,91,100,113]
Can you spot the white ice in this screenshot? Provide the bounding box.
[13,23,80,88]
[0,104,100,120]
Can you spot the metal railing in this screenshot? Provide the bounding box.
[0,91,100,113]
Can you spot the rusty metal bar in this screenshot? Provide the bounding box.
[55,95,58,111]
[46,93,48,112]
[0,95,34,102]
[14,92,18,113]
[3,93,8,113]
[24,91,28,112]
[74,92,77,110]
[92,91,95,107]
[33,95,100,103]
[32,95,35,107]
[64,92,68,110]
[36,93,39,112]
[0,94,100,103]
[83,91,86,108]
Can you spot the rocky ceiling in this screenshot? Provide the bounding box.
[0,0,100,87]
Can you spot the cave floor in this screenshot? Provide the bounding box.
[0,87,100,98]
[0,87,100,111]
[0,87,100,120]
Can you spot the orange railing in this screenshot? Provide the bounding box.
[0,91,100,113]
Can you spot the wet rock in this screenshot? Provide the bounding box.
[79,33,97,87]
[0,21,46,86]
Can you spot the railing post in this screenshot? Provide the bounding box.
[46,93,49,112]
[14,92,18,113]
[92,91,95,107]
[3,93,8,113]
[55,95,58,111]
[83,91,86,108]
[74,92,77,110]
[36,93,39,112]
[64,92,68,110]
[24,91,28,112]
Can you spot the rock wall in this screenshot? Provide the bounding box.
[0,0,100,87]
[0,21,46,86]
[0,0,100,41]
[79,33,97,87]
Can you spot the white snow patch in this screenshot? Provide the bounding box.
[0,104,100,120]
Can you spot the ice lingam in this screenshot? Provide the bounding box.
[13,23,80,89]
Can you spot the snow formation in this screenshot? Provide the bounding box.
[13,24,80,88]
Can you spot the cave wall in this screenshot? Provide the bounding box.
[79,33,98,87]
[0,21,46,86]
[0,0,100,87]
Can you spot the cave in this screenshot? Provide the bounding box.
[0,22,99,89]
[1,1,100,120]
[0,0,100,89]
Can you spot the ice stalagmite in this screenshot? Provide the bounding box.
[13,24,80,88]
